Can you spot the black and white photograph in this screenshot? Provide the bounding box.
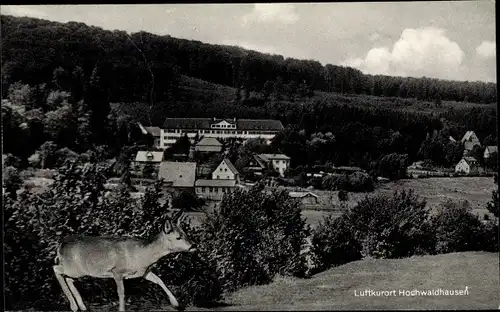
[1,2,498,311]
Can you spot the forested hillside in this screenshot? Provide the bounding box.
[1,14,497,104]
[1,14,497,173]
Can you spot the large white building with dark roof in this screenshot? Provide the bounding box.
[159,117,284,148]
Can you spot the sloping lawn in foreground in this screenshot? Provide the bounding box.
[85,252,498,311]
[223,251,499,311]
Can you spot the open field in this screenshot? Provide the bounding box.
[85,251,499,311]
[22,174,496,230]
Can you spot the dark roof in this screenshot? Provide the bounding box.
[195,179,237,187]
[258,153,291,161]
[158,161,196,187]
[163,118,284,131]
[462,156,479,165]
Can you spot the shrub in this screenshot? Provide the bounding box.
[478,219,499,252]
[4,153,22,168]
[322,172,373,192]
[3,166,23,200]
[431,200,488,254]
[4,159,222,310]
[310,214,362,274]
[171,190,205,212]
[350,190,435,258]
[193,184,310,292]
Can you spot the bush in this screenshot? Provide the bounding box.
[431,200,489,254]
[192,184,310,292]
[310,214,362,274]
[351,190,435,258]
[171,190,205,212]
[4,159,222,310]
[311,190,435,269]
[3,166,23,200]
[321,172,374,192]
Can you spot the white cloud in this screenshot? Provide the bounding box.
[341,27,466,79]
[242,4,299,26]
[476,40,496,58]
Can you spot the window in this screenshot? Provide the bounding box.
[224,168,227,172]
[215,187,219,193]
[220,168,223,171]
[201,187,206,193]
[209,187,213,192]
[217,175,220,179]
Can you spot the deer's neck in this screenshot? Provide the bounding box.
[141,234,174,264]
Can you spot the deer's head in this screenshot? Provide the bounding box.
[159,210,196,253]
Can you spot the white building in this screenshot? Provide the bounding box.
[211,158,240,183]
[256,153,291,177]
[455,156,484,175]
[159,117,284,148]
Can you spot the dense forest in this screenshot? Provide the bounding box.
[1,14,497,104]
[1,14,497,176]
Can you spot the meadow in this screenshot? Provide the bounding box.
[188,176,497,229]
[23,175,496,230]
[86,251,499,311]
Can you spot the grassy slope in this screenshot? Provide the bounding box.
[87,252,499,311]
[224,252,499,311]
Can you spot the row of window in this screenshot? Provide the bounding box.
[199,187,231,193]
[211,124,236,129]
[164,129,277,135]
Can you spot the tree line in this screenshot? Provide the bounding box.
[1,14,497,105]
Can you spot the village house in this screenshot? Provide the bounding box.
[195,179,237,201]
[133,151,164,177]
[240,154,267,177]
[461,131,481,154]
[158,161,197,192]
[195,158,240,200]
[211,158,240,182]
[256,153,291,177]
[138,123,162,148]
[289,191,319,207]
[455,156,484,175]
[195,137,223,153]
[159,117,284,148]
[484,146,498,159]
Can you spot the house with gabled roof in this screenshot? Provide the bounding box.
[138,122,162,148]
[455,156,484,175]
[461,130,481,153]
[195,158,240,200]
[195,137,223,153]
[133,151,164,178]
[289,191,319,206]
[484,146,498,159]
[211,158,240,182]
[256,153,291,177]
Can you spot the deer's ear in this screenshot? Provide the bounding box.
[163,220,173,234]
[176,212,186,227]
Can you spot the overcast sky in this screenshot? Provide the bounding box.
[1,2,496,82]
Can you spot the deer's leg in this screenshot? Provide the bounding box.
[144,272,179,308]
[66,278,87,311]
[113,273,126,312]
[53,265,79,312]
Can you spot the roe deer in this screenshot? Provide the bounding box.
[53,210,196,311]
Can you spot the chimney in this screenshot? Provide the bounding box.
[233,117,236,123]
[213,117,216,122]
